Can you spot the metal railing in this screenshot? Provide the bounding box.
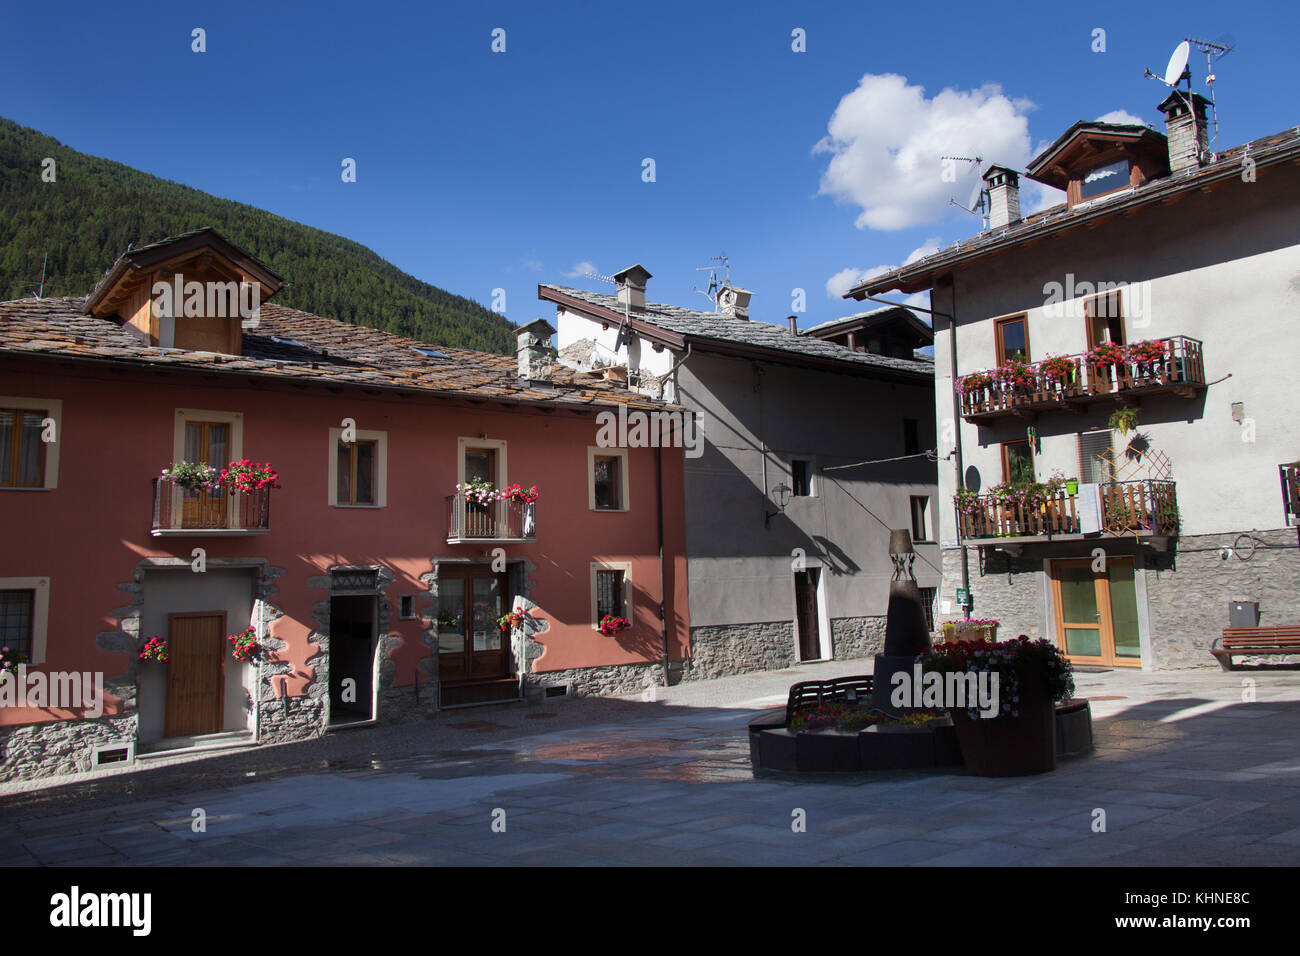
[445,496,536,542]
[152,477,271,532]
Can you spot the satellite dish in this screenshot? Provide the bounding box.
[967,180,986,213]
[1164,40,1190,86]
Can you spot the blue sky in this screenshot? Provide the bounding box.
[2,0,1293,333]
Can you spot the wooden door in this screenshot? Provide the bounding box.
[165,612,226,737]
[1050,558,1142,667]
[437,567,510,683]
[794,569,822,662]
[181,420,229,528]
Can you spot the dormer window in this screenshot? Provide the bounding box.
[1079,159,1132,201]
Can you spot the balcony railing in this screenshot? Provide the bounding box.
[1281,463,1300,526]
[959,336,1206,422]
[957,480,1178,543]
[151,478,271,535]
[445,496,536,543]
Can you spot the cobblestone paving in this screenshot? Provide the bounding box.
[2,664,1299,866]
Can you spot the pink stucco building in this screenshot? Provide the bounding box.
[0,229,690,782]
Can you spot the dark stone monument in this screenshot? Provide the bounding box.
[871,529,934,716]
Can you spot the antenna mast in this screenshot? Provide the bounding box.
[1185,35,1233,158]
[692,254,730,311]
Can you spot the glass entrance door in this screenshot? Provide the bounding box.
[1050,558,1142,667]
[437,566,510,683]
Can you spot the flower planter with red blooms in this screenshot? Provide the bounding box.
[497,609,527,633]
[1,646,28,678]
[139,636,169,665]
[221,460,281,496]
[501,484,539,504]
[1125,339,1168,380]
[995,358,1035,394]
[228,626,259,664]
[919,635,1075,776]
[958,371,994,397]
[598,615,631,636]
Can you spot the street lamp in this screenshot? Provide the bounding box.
[765,482,792,527]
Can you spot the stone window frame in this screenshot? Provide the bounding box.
[328,427,389,508]
[0,396,62,490]
[0,576,50,665]
[587,446,629,512]
[590,560,632,629]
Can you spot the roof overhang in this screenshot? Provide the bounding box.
[845,131,1300,299]
[540,285,932,383]
[1025,122,1167,190]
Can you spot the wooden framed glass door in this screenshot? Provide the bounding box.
[437,566,510,683]
[1050,558,1142,667]
[181,420,229,528]
[462,446,498,537]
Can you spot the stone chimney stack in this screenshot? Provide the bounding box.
[1159,91,1211,172]
[983,164,1021,229]
[613,264,651,312]
[516,318,556,383]
[717,284,753,320]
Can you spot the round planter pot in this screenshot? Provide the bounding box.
[949,670,1056,776]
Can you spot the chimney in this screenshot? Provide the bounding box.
[787,315,798,335]
[1159,91,1211,172]
[982,164,1021,229]
[516,318,556,383]
[612,264,652,312]
[717,284,753,320]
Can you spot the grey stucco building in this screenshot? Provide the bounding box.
[847,91,1300,670]
[540,275,938,679]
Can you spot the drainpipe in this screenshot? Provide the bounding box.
[655,443,670,686]
[941,280,971,610]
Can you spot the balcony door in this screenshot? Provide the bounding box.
[1050,558,1142,667]
[181,420,229,528]
[462,445,498,538]
[437,566,511,683]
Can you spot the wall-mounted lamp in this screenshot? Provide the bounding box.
[765,482,792,527]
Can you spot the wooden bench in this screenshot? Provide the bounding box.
[785,676,874,726]
[1211,627,1300,670]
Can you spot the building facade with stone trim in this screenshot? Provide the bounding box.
[539,273,939,680]
[0,230,689,783]
[847,98,1300,670]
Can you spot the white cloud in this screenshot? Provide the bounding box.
[1096,109,1146,126]
[563,260,598,279]
[825,238,943,299]
[814,74,1037,231]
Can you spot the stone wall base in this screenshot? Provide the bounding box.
[527,662,666,698]
[0,714,138,784]
[936,529,1300,670]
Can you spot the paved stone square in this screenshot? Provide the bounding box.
[2,663,1299,866]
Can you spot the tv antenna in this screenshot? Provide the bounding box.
[1185,35,1233,157]
[692,254,730,311]
[943,156,988,229]
[1145,37,1233,159]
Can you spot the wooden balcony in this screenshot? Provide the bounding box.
[151,478,271,536]
[1281,462,1300,526]
[957,480,1178,545]
[445,496,536,544]
[959,336,1206,423]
